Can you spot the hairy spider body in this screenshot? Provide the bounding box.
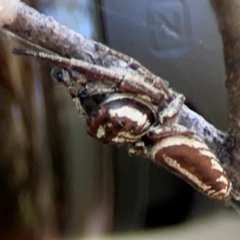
[86,93,233,201]
[51,66,235,202]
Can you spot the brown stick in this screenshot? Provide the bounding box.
[211,0,240,191]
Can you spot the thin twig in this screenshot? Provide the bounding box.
[3,1,157,79]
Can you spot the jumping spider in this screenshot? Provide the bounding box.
[13,49,239,203]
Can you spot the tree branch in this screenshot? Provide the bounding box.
[211,0,240,194]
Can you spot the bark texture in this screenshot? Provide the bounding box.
[211,0,240,194]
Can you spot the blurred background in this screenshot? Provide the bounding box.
[0,0,239,239]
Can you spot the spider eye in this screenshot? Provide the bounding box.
[51,67,69,83]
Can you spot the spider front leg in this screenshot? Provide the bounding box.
[128,123,194,157]
[128,93,186,157]
[158,93,185,124]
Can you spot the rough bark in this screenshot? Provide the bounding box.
[211,0,240,194]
